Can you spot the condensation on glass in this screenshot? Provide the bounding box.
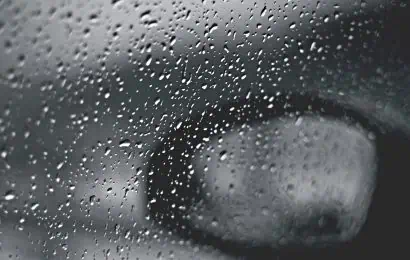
[0,0,409,259]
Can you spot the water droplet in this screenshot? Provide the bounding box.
[209,23,218,33]
[111,0,122,7]
[89,195,96,205]
[219,150,228,161]
[261,6,267,17]
[0,149,7,158]
[104,90,110,99]
[140,9,151,20]
[4,190,16,201]
[119,139,131,148]
[31,202,40,210]
[145,55,152,66]
[56,161,65,170]
[125,230,131,239]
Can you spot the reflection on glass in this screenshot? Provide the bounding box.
[148,93,410,258]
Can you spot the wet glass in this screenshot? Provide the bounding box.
[0,0,409,259]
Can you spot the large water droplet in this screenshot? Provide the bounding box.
[4,190,16,201]
[119,139,131,148]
